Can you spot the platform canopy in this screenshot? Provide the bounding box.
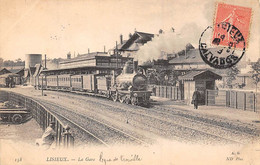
[178,70,222,81]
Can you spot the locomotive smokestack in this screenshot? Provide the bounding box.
[133,61,138,73]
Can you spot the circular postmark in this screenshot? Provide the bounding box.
[199,22,246,69]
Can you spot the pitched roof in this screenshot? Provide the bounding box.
[178,70,222,81]
[60,52,108,64]
[15,68,25,76]
[119,31,154,51]
[169,49,204,64]
[0,68,12,75]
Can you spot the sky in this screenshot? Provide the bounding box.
[0,0,259,62]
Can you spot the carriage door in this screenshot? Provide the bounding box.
[81,75,83,89]
[70,75,72,91]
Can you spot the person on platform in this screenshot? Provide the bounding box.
[192,88,200,109]
[36,122,56,150]
[6,77,10,87]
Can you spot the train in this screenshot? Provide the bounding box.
[37,61,152,106]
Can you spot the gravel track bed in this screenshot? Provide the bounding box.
[36,99,145,146]
[40,91,252,145]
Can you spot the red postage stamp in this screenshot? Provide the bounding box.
[212,3,252,49]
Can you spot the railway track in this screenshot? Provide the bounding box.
[5,88,258,145]
[35,98,151,147]
[83,99,246,145]
[44,91,258,145]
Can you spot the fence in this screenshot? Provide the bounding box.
[0,90,74,148]
[150,85,182,100]
[205,89,259,112]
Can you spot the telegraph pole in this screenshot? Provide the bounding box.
[116,41,118,69]
[42,76,44,96]
[42,54,47,96]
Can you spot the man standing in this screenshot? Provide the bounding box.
[192,88,200,109]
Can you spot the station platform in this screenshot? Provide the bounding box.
[151,96,260,127]
[0,118,43,144]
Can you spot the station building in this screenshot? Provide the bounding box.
[59,52,132,70]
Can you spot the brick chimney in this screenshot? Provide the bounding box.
[120,34,123,45]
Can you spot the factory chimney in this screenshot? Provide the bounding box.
[67,52,71,59]
[88,48,90,54]
[44,54,47,69]
[104,45,106,53]
[120,34,123,45]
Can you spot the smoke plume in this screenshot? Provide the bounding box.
[136,23,203,65]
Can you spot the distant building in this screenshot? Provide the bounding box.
[0,68,24,85]
[169,48,211,71]
[168,48,254,89]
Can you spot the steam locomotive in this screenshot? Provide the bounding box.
[37,61,151,106]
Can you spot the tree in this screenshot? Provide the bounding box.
[251,58,260,111]
[226,65,240,88]
[0,58,3,68]
[251,58,260,86]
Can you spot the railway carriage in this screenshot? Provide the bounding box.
[82,74,97,92]
[71,75,83,91]
[38,75,47,89]
[96,75,111,97]
[57,74,71,90]
[46,75,58,89]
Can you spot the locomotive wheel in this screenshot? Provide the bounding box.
[125,97,131,104]
[111,93,117,102]
[12,114,22,124]
[106,92,111,99]
[1,115,9,122]
[131,98,137,106]
[119,94,126,103]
